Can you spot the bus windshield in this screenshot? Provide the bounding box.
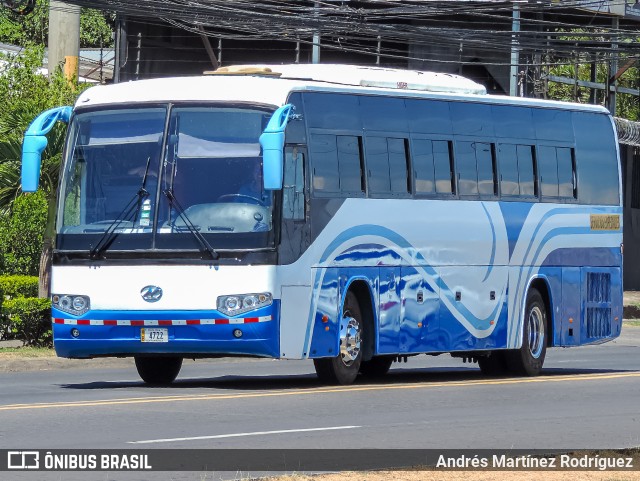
[58,105,275,253]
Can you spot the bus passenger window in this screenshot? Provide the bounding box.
[337,136,363,194]
[310,134,339,193]
[454,142,477,196]
[498,144,519,196]
[538,145,560,198]
[365,137,409,196]
[477,143,496,196]
[434,141,454,194]
[498,144,536,198]
[310,134,364,196]
[557,147,576,198]
[517,145,536,197]
[538,145,576,200]
[412,139,436,195]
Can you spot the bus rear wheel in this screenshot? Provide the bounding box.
[477,351,508,376]
[506,288,547,376]
[314,291,363,385]
[135,356,183,385]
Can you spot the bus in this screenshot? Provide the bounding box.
[21,64,623,385]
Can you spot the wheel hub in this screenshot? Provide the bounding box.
[339,316,361,366]
[527,305,545,359]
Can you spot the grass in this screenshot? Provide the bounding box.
[625,320,640,327]
[0,346,55,358]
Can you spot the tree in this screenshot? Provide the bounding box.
[0,46,86,294]
[0,0,114,48]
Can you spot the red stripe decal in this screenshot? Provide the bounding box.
[244,318,259,323]
[77,320,91,325]
[158,320,172,326]
[186,319,200,325]
[54,319,64,324]
[103,320,117,326]
[130,320,144,326]
[216,319,229,324]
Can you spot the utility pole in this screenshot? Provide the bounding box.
[509,4,520,97]
[48,0,80,80]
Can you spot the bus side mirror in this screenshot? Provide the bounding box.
[21,106,72,192]
[259,104,293,190]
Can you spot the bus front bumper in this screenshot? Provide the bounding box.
[51,303,280,359]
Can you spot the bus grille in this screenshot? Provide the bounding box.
[586,272,612,339]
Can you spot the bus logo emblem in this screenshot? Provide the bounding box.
[141,285,163,302]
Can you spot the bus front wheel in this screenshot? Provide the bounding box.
[313,291,363,385]
[135,356,183,385]
[360,356,394,378]
[506,288,547,376]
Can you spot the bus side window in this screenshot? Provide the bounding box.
[365,137,409,197]
[412,139,454,196]
[498,143,536,198]
[284,147,305,221]
[538,145,576,200]
[538,145,560,198]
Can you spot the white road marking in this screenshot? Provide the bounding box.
[128,425,361,444]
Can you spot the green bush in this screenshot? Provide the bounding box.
[0,275,45,343]
[0,275,39,299]
[0,192,47,276]
[1,297,51,347]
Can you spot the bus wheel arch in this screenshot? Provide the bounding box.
[313,279,374,385]
[507,280,550,376]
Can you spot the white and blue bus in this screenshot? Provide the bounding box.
[21,64,622,385]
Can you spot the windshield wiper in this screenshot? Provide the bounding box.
[89,157,152,259]
[163,188,219,260]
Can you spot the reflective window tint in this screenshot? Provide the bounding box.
[493,105,535,139]
[538,145,576,200]
[365,137,408,195]
[533,108,573,141]
[498,144,536,197]
[337,136,363,193]
[538,145,559,198]
[310,134,340,193]
[360,97,408,132]
[365,137,390,193]
[498,144,519,196]
[572,112,619,205]
[412,139,435,194]
[517,145,536,196]
[456,141,495,197]
[451,103,494,137]
[406,99,452,135]
[304,93,361,130]
[456,142,479,195]
[476,143,495,196]
[557,147,575,198]
[434,141,454,194]
[388,138,409,194]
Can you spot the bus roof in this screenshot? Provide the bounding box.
[76,64,610,115]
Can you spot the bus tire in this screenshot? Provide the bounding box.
[360,356,394,378]
[506,288,547,376]
[477,351,508,376]
[313,291,363,385]
[135,356,183,385]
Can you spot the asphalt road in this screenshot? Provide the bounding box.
[1,327,640,479]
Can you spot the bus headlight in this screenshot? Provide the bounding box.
[217,292,272,316]
[52,294,90,316]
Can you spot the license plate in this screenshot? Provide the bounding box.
[141,328,168,343]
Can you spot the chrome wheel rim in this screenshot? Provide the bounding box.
[339,316,361,366]
[527,305,545,359]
